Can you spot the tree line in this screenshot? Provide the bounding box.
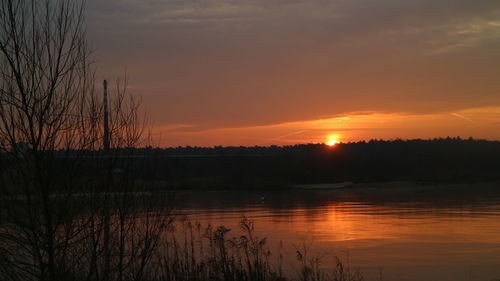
[93,137,500,190]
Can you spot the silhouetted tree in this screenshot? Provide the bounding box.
[0,1,172,281]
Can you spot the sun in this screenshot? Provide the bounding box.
[327,139,338,146]
[325,134,340,146]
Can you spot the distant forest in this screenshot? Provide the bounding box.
[3,137,500,190]
[114,137,500,190]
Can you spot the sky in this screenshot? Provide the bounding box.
[86,0,500,146]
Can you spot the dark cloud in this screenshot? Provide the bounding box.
[85,0,500,130]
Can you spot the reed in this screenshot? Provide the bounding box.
[0,191,363,281]
[151,217,364,281]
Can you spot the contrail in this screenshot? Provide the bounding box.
[258,130,308,145]
[451,113,477,125]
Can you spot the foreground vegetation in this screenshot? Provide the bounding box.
[0,205,363,281]
[150,218,363,281]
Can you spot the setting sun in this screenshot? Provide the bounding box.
[326,134,340,146]
[327,140,337,146]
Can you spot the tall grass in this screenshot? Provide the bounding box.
[151,218,364,281]
[0,194,363,281]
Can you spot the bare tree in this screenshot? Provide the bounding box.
[0,1,173,281]
[0,0,94,279]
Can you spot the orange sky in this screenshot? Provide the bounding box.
[151,106,500,146]
[86,0,500,146]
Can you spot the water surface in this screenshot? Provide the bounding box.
[178,184,500,281]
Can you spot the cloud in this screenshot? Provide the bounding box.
[153,106,500,146]
[426,19,500,54]
[85,0,500,133]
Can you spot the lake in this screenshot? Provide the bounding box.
[177,183,500,281]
